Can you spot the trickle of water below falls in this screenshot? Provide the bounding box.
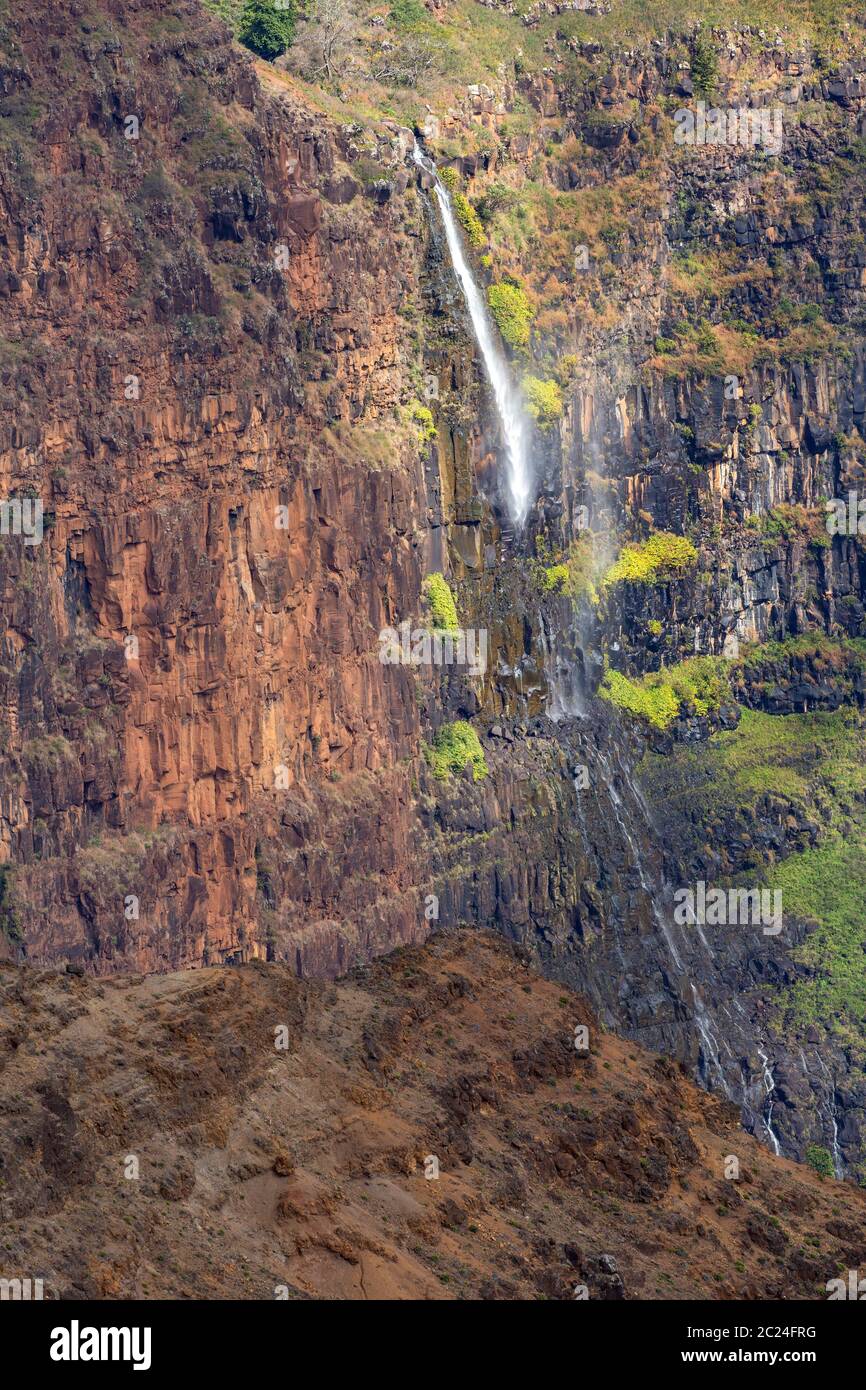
[413,141,533,528]
[413,143,793,1163]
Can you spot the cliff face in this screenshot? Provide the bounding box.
[3,0,866,1185]
[0,0,429,973]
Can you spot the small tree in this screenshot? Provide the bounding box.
[238,0,298,61]
[805,1144,835,1180]
[690,31,718,99]
[301,0,358,81]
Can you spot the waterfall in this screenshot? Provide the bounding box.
[413,142,533,528]
[758,1045,782,1156]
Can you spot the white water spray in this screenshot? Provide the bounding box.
[413,142,533,528]
[758,1045,782,1156]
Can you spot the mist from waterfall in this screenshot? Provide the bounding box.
[413,142,533,528]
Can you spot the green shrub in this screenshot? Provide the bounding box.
[690,32,719,99]
[487,282,533,350]
[533,534,598,605]
[523,375,563,430]
[602,531,698,587]
[541,563,569,593]
[805,1144,835,1180]
[238,0,298,59]
[600,656,729,730]
[389,0,429,31]
[600,669,681,730]
[426,721,488,781]
[410,401,436,443]
[422,573,458,632]
[451,191,485,249]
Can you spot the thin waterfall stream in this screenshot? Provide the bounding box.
[413,141,533,528]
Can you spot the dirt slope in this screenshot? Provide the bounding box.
[0,929,863,1300]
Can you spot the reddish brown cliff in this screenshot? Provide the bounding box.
[0,0,432,971]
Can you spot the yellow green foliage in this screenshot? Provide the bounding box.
[600,656,729,730]
[410,401,436,443]
[452,190,486,248]
[602,531,698,587]
[487,282,533,350]
[422,572,459,631]
[541,563,569,592]
[439,169,485,248]
[425,720,488,781]
[523,375,563,429]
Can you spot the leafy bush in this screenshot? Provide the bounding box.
[410,401,436,443]
[487,282,533,350]
[389,0,429,30]
[805,1144,835,1180]
[600,669,681,730]
[476,183,516,222]
[238,0,298,59]
[541,563,569,593]
[451,191,485,249]
[425,721,488,781]
[523,375,563,430]
[422,573,458,631]
[602,531,698,587]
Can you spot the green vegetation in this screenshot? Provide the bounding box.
[690,31,719,98]
[601,668,681,729]
[541,563,569,592]
[422,573,459,631]
[410,401,437,443]
[776,834,866,1035]
[451,190,485,248]
[602,531,698,587]
[238,0,298,60]
[440,169,485,248]
[536,535,598,605]
[642,699,866,1046]
[805,1144,835,1180]
[22,734,76,770]
[389,0,430,30]
[487,282,533,350]
[523,375,563,430]
[743,503,829,548]
[425,721,488,781]
[739,634,866,705]
[0,864,21,945]
[600,656,729,730]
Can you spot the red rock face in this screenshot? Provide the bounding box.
[0,0,430,972]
